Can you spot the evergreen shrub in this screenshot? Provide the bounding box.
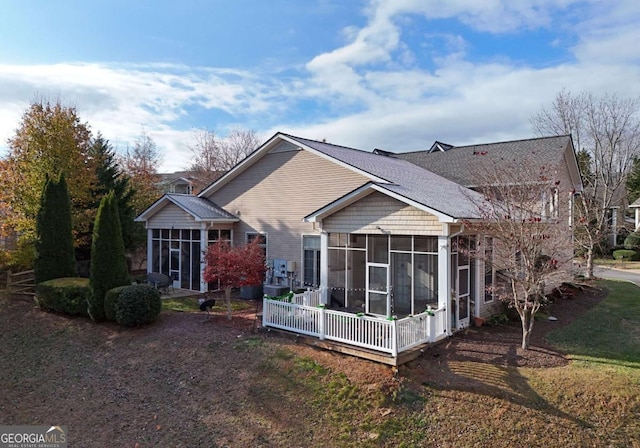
[623,232,640,250]
[104,285,129,321]
[612,249,639,261]
[115,284,162,326]
[89,191,130,322]
[35,277,90,316]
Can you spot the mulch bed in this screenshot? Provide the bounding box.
[406,282,607,374]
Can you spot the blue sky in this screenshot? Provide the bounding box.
[1,0,639,171]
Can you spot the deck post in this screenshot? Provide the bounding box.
[391,319,398,358]
[318,306,325,340]
[304,289,310,306]
[438,234,451,336]
[262,297,268,328]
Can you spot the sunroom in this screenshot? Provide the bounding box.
[261,186,483,365]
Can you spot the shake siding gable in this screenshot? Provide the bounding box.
[203,149,369,264]
[323,192,444,235]
[147,202,200,228]
[268,141,298,154]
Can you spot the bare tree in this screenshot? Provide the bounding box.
[188,128,260,193]
[531,90,640,278]
[188,129,223,193]
[219,129,260,169]
[120,130,164,214]
[464,156,573,350]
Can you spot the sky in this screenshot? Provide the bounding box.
[0,0,639,172]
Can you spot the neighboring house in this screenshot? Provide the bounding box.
[158,171,197,195]
[629,197,640,232]
[136,132,582,364]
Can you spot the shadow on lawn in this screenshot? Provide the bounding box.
[410,343,593,429]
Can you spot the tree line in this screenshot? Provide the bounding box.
[0,99,260,271]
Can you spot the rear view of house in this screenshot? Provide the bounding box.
[136,132,582,363]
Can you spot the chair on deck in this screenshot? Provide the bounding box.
[147,272,173,293]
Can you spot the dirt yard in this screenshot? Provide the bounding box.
[0,284,617,447]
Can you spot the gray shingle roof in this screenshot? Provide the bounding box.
[394,135,572,188]
[166,194,238,221]
[284,134,485,220]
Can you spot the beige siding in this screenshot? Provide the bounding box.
[204,149,369,265]
[323,192,444,235]
[478,300,503,319]
[147,203,200,229]
[555,150,578,265]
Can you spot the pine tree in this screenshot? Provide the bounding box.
[89,191,131,321]
[90,135,145,251]
[626,156,640,204]
[34,174,77,284]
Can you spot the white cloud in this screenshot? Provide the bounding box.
[283,0,640,152]
[0,63,285,171]
[1,0,639,173]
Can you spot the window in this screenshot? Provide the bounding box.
[247,232,267,258]
[543,188,559,218]
[208,229,232,244]
[303,236,321,288]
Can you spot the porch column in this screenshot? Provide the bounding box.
[437,234,451,336]
[199,224,208,292]
[146,228,153,274]
[320,232,329,305]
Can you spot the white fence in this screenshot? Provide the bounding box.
[262,298,447,357]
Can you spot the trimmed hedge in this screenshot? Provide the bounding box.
[115,284,162,326]
[35,277,90,316]
[624,232,640,250]
[612,249,639,261]
[104,285,130,321]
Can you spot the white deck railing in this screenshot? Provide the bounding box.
[262,297,447,358]
[290,289,322,307]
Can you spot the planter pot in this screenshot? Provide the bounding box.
[474,317,485,327]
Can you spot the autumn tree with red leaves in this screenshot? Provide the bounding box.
[203,239,266,320]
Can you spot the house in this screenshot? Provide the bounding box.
[136,132,582,364]
[157,171,197,195]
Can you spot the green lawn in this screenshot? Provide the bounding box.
[547,280,640,367]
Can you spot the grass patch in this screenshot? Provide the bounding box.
[162,297,201,312]
[233,336,264,351]
[547,280,640,368]
[162,296,253,313]
[594,258,640,270]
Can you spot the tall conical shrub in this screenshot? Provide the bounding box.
[34,173,77,284]
[89,191,130,321]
